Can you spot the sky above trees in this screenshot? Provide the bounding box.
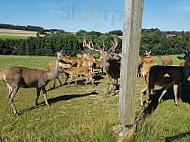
[0,0,190,32]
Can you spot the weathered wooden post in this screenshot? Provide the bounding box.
[116,0,144,140]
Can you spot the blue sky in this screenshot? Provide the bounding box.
[0,0,190,33]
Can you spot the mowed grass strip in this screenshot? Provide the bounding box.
[0,28,37,39]
[0,54,190,141]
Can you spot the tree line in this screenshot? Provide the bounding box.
[0,28,189,56]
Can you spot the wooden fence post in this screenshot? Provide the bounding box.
[119,0,144,131]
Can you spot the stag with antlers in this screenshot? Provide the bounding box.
[83,36,121,95]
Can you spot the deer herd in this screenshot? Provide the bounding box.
[0,36,190,115]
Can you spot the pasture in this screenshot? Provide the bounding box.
[0,28,37,40]
[0,55,190,141]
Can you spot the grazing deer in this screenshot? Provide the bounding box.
[161,56,173,66]
[63,67,94,86]
[140,50,190,107]
[0,51,71,115]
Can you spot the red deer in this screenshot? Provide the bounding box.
[137,51,154,77]
[161,56,173,66]
[82,38,97,72]
[46,58,66,89]
[62,56,82,67]
[82,36,120,95]
[95,55,104,74]
[140,50,190,107]
[139,51,156,77]
[177,56,186,67]
[0,51,71,115]
[97,37,121,95]
[63,67,94,86]
[180,61,185,67]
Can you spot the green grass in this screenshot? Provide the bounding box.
[0,55,118,142]
[0,55,190,142]
[0,36,28,40]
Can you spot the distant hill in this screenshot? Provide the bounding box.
[0,23,65,35]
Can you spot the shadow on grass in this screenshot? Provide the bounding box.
[165,131,190,142]
[135,80,190,126]
[47,80,100,91]
[134,80,190,141]
[48,91,98,104]
[19,91,98,115]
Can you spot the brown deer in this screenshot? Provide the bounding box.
[177,56,186,67]
[137,51,154,77]
[140,50,190,107]
[82,36,120,95]
[63,67,94,86]
[62,56,82,67]
[0,51,71,115]
[46,59,65,89]
[82,38,98,72]
[97,37,121,95]
[161,56,173,66]
[139,51,157,77]
[95,55,104,74]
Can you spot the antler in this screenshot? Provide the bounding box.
[83,37,104,54]
[108,36,118,52]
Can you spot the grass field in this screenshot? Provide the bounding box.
[0,28,37,40]
[0,55,190,142]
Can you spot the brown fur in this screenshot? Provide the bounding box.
[95,56,104,74]
[161,56,173,66]
[140,51,190,107]
[63,67,94,86]
[180,61,185,67]
[0,52,71,115]
[81,56,96,72]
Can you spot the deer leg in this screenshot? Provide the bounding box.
[9,87,19,115]
[7,84,13,99]
[74,76,77,86]
[57,76,62,86]
[35,88,41,106]
[68,76,72,85]
[91,76,94,85]
[174,84,179,106]
[85,76,88,86]
[64,73,69,85]
[158,88,168,104]
[52,79,56,89]
[42,87,49,106]
[101,68,104,75]
[179,84,182,102]
[140,85,148,107]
